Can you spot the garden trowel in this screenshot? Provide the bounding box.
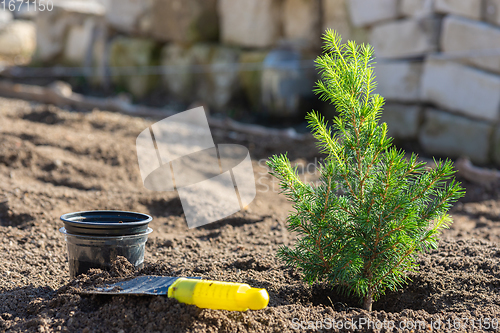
[82,275,269,312]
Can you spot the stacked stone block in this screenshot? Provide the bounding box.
[348,0,500,165]
[35,1,105,64]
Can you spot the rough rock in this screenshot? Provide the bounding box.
[491,126,500,165]
[183,44,213,105]
[323,0,369,44]
[202,46,241,110]
[100,0,153,35]
[283,0,321,48]
[0,10,12,30]
[0,3,34,20]
[347,0,398,27]
[239,51,268,110]
[161,43,242,109]
[434,0,482,20]
[0,20,36,57]
[400,0,435,17]
[218,0,281,48]
[35,0,105,63]
[323,0,351,39]
[109,37,159,98]
[261,48,315,117]
[419,108,492,164]
[90,22,109,87]
[484,0,500,26]
[441,15,500,74]
[161,43,196,102]
[369,16,440,59]
[150,0,218,43]
[12,1,37,20]
[374,61,423,102]
[380,103,421,140]
[63,18,105,66]
[420,58,500,122]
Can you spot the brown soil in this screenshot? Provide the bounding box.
[0,97,499,332]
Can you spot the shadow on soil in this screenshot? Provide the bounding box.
[140,197,185,217]
[21,108,64,125]
[0,285,56,327]
[0,201,34,228]
[198,215,263,230]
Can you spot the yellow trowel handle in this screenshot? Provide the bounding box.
[167,278,269,311]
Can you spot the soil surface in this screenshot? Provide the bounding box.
[0,97,499,332]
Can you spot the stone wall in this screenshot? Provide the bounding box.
[28,0,500,165]
[33,0,361,119]
[356,0,500,165]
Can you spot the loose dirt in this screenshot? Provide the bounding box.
[0,97,499,332]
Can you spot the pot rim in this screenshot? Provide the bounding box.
[60,210,152,229]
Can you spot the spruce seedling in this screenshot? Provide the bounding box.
[267,30,465,311]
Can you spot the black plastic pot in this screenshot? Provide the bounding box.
[60,211,153,278]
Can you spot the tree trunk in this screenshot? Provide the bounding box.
[363,291,373,311]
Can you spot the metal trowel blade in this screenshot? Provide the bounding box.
[80,276,201,296]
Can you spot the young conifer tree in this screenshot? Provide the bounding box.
[267,30,465,311]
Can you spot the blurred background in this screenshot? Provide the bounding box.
[0,0,499,166]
